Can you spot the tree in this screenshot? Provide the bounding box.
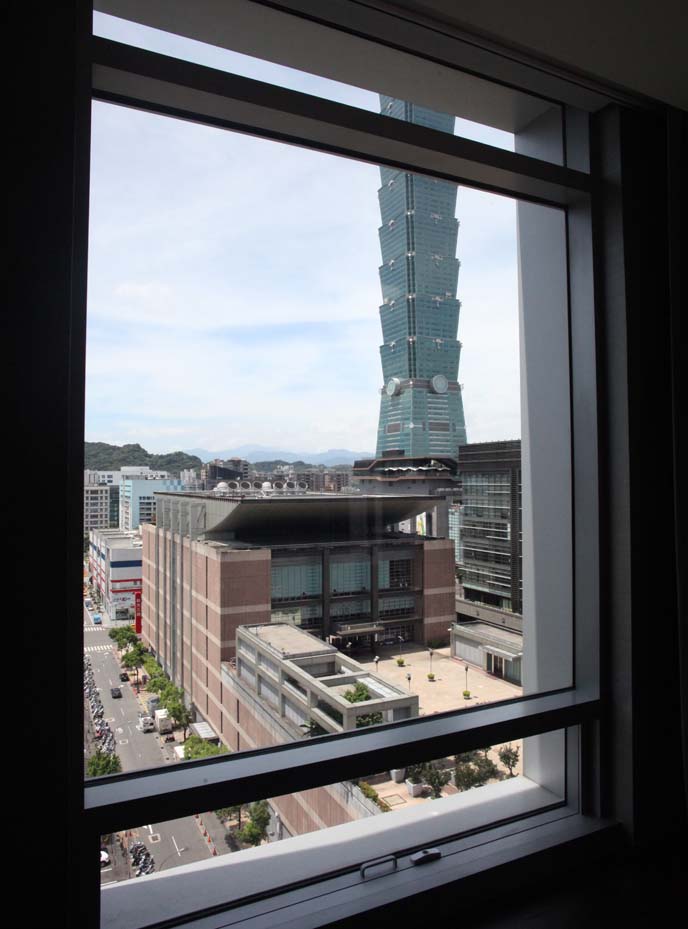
[108,626,137,651]
[166,697,193,740]
[121,644,146,687]
[453,750,496,792]
[248,800,271,836]
[87,750,122,777]
[237,821,263,846]
[498,743,520,777]
[424,761,452,798]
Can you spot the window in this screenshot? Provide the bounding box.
[20,1,676,928]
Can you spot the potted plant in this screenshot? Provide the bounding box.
[389,767,406,783]
[405,763,426,797]
[396,657,405,667]
[463,689,471,699]
[427,672,435,681]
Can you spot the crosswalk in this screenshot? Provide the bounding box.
[84,644,113,653]
[84,625,104,632]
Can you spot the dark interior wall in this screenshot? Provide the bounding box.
[13,2,94,926]
[390,0,688,109]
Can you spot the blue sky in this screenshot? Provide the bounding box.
[86,14,521,454]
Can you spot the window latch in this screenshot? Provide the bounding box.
[410,848,442,866]
[360,854,398,880]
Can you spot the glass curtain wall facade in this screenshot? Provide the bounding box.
[376,97,467,455]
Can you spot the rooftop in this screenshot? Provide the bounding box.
[241,623,336,659]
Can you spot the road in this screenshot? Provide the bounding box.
[84,618,229,885]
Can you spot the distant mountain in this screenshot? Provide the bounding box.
[184,445,374,466]
[85,442,202,475]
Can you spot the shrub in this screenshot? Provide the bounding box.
[396,658,405,667]
[427,672,435,681]
[463,689,471,698]
[358,781,391,812]
[406,763,427,785]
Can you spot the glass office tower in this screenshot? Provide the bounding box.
[376,97,467,456]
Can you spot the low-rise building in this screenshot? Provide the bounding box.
[450,598,523,685]
[88,528,143,630]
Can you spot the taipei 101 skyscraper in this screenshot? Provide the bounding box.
[375,97,467,456]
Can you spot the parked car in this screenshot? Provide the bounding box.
[119,672,129,682]
[93,614,102,625]
[110,687,122,699]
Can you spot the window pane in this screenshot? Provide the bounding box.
[93,11,566,163]
[99,729,568,926]
[85,97,572,777]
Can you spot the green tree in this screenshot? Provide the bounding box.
[121,643,146,687]
[498,743,520,777]
[87,750,122,777]
[237,821,263,846]
[248,800,271,836]
[215,805,243,826]
[424,761,452,798]
[166,697,193,740]
[109,626,137,651]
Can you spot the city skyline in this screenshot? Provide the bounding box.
[86,13,521,455]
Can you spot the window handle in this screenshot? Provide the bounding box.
[410,848,442,866]
[360,854,398,880]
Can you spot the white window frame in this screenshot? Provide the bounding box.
[82,1,620,925]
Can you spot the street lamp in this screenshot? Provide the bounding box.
[428,648,434,674]
[406,671,412,691]
[398,635,404,663]
[374,655,380,673]
[464,663,469,691]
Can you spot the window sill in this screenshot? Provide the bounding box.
[102,776,573,929]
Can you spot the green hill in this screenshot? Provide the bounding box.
[85,442,202,476]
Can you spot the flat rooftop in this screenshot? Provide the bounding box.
[453,621,523,656]
[241,623,335,658]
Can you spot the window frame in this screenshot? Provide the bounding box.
[79,0,622,924]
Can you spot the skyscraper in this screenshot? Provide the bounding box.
[376,97,467,456]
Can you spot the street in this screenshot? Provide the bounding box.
[84,619,230,886]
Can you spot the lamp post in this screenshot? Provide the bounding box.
[428,648,434,675]
[398,635,404,663]
[374,655,380,673]
[464,663,469,691]
[406,671,412,691]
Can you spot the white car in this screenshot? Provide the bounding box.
[100,850,110,867]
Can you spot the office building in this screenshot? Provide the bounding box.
[455,440,522,614]
[375,98,467,456]
[141,491,455,697]
[83,483,112,533]
[119,477,185,531]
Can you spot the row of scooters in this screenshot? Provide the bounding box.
[129,840,156,877]
[84,657,116,754]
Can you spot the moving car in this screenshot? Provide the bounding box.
[93,614,102,625]
[119,672,129,682]
[110,687,122,699]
